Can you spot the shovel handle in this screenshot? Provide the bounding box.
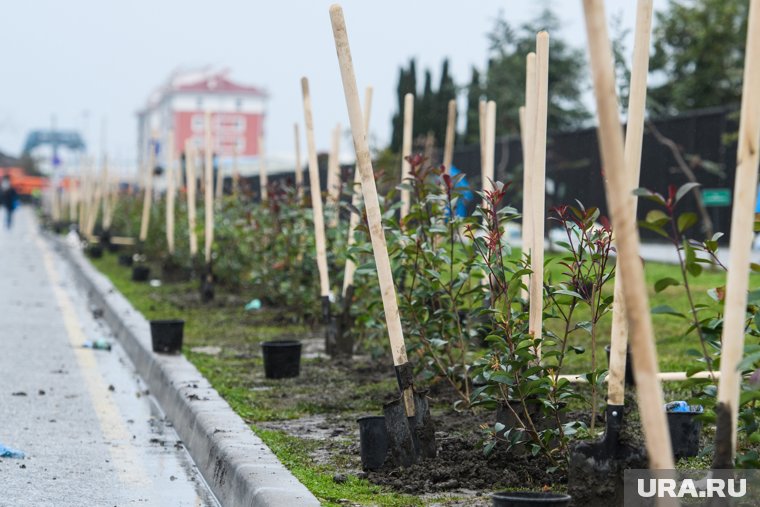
[583,0,674,471]
[185,139,198,257]
[715,0,760,462]
[330,3,410,372]
[607,0,653,407]
[204,111,214,264]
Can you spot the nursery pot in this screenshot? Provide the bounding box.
[119,254,134,267]
[149,319,184,354]
[604,344,634,386]
[132,265,150,282]
[492,491,572,507]
[357,415,389,471]
[87,244,103,259]
[667,410,702,459]
[261,340,302,379]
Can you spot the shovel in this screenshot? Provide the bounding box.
[581,4,677,507]
[330,3,436,467]
[301,78,341,357]
[570,2,653,499]
[712,0,760,470]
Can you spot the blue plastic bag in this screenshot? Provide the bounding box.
[0,442,25,459]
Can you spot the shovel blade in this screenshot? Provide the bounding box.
[383,390,437,467]
[568,405,646,507]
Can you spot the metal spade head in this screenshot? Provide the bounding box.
[382,375,437,467]
[568,404,647,505]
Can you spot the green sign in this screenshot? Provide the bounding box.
[701,188,732,207]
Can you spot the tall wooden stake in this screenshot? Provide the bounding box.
[294,123,304,199]
[139,142,155,243]
[166,130,176,255]
[185,140,198,257]
[442,99,457,172]
[521,52,537,300]
[258,132,268,202]
[529,35,548,356]
[400,93,414,219]
[204,112,214,264]
[327,123,342,227]
[302,78,331,304]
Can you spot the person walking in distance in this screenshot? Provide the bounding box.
[1,176,19,229]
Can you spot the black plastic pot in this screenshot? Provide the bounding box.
[604,344,634,386]
[357,416,389,470]
[150,319,184,354]
[119,254,134,266]
[87,244,103,259]
[132,265,150,282]
[667,410,702,459]
[492,491,572,507]
[261,340,302,379]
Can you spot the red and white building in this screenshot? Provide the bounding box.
[137,67,267,171]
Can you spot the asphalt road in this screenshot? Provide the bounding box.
[0,207,219,507]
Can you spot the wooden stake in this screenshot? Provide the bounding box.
[232,146,240,196]
[483,101,496,194]
[258,132,268,202]
[166,130,176,255]
[608,0,654,407]
[479,100,486,180]
[302,78,331,300]
[521,52,537,300]
[330,4,414,416]
[715,0,760,464]
[442,99,457,172]
[529,35,548,354]
[139,142,155,243]
[343,85,373,297]
[215,138,224,201]
[400,93,414,219]
[204,111,214,264]
[327,123,342,227]
[294,123,303,199]
[185,140,198,256]
[582,0,675,472]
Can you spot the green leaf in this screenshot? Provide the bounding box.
[677,212,698,233]
[651,305,687,318]
[654,277,681,293]
[675,182,701,203]
[645,209,670,226]
[570,345,586,354]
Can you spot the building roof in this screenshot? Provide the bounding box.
[138,67,267,115]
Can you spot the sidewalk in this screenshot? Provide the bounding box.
[0,207,218,506]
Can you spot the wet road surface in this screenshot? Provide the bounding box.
[0,208,219,507]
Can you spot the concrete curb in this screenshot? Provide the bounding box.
[49,236,321,507]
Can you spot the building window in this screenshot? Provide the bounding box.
[235,98,243,111]
[196,96,204,109]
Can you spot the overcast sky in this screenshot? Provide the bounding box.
[0,0,666,171]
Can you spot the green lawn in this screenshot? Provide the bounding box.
[90,250,758,504]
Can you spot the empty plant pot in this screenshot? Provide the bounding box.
[149,319,184,354]
[261,340,302,379]
[118,254,134,266]
[492,491,572,507]
[605,344,634,386]
[132,265,150,282]
[667,409,703,459]
[357,415,389,470]
[87,244,103,259]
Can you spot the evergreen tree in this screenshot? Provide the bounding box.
[464,67,483,145]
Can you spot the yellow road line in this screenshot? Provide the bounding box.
[34,231,150,488]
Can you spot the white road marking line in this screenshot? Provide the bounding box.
[34,230,150,488]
